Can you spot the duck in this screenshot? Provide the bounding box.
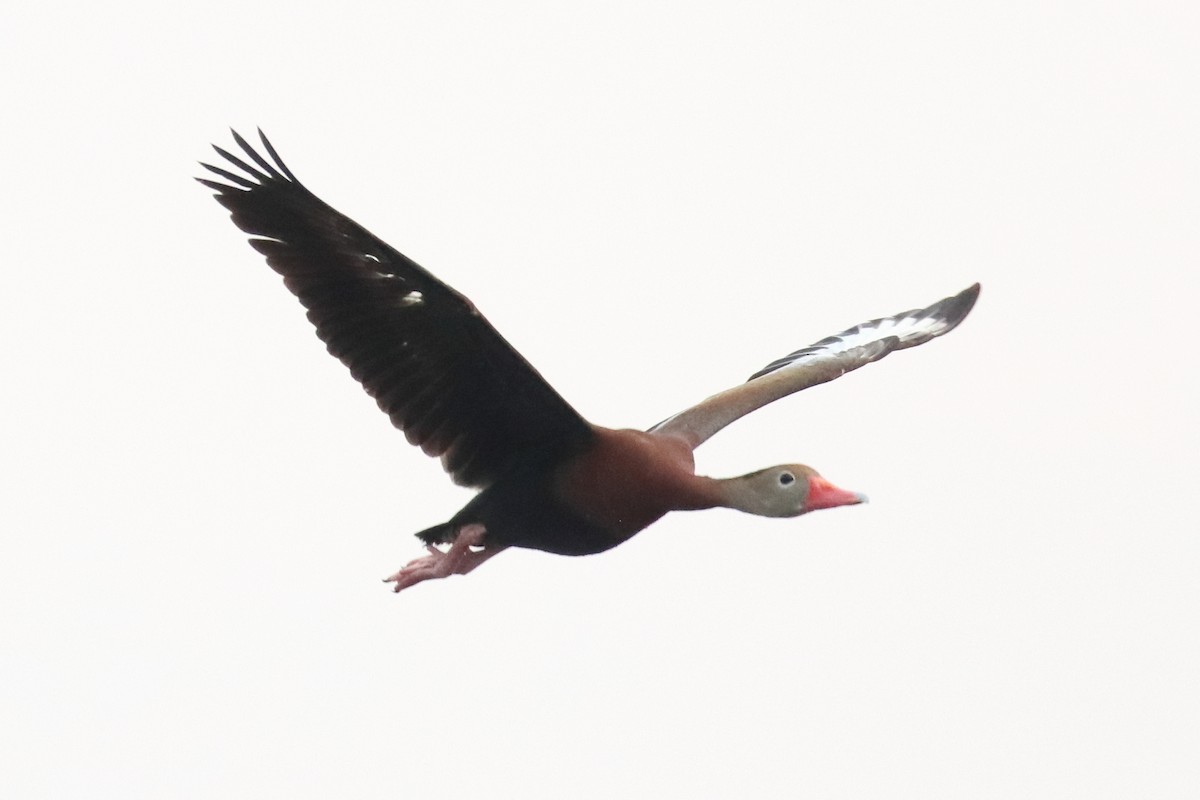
[199,130,980,593]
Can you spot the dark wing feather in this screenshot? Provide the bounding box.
[199,130,593,488]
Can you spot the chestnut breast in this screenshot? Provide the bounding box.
[552,428,713,536]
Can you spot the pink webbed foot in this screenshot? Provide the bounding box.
[383,524,505,593]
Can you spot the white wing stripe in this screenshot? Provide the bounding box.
[747,287,977,381]
[648,284,979,446]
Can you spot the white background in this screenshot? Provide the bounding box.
[3,2,1197,797]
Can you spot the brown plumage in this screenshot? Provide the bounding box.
[200,130,979,593]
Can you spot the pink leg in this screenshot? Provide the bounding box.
[382,524,506,593]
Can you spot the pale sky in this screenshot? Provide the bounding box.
[3,2,1197,798]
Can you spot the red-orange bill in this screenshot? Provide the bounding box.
[806,475,869,511]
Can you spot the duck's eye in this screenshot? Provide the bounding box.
[779,472,795,486]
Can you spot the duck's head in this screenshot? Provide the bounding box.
[721,464,868,518]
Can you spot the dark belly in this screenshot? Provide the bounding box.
[447,474,635,556]
[438,429,696,557]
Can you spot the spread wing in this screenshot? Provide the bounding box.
[199,130,593,488]
[649,283,980,448]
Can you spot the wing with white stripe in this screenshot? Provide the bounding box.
[649,283,980,448]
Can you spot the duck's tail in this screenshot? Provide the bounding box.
[414,521,456,546]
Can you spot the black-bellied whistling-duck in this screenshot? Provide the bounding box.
[199,131,980,593]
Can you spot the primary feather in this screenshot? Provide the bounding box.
[198,130,593,488]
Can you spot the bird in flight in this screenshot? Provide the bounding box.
[199,130,979,593]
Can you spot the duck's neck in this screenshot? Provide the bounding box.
[699,473,768,515]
